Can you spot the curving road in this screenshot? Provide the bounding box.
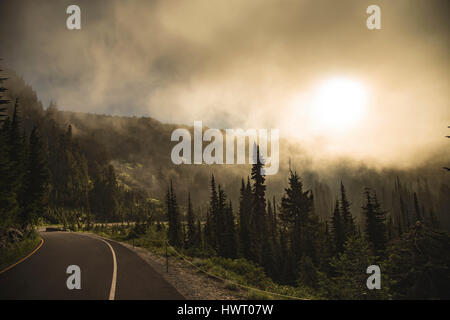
[0,231,184,300]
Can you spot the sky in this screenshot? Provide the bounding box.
[0,0,448,167]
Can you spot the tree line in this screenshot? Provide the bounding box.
[166,148,450,299]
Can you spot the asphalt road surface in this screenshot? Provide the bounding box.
[0,231,184,300]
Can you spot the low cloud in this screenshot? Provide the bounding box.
[0,0,448,167]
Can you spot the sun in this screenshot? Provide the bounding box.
[310,77,368,132]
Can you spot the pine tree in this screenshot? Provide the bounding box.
[0,61,11,123]
[362,188,387,257]
[166,180,182,247]
[297,255,319,289]
[326,234,387,299]
[8,99,29,229]
[0,119,18,234]
[263,198,279,277]
[49,125,90,220]
[104,165,119,220]
[280,171,311,251]
[271,196,279,245]
[340,182,356,239]
[399,192,410,230]
[9,99,25,193]
[224,200,238,258]
[0,64,17,234]
[320,221,335,275]
[331,199,344,254]
[216,185,227,256]
[249,146,267,265]
[279,225,294,283]
[204,208,212,249]
[186,193,197,248]
[266,199,278,246]
[208,175,219,250]
[182,223,187,246]
[239,177,252,259]
[385,221,450,299]
[386,215,394,241]
[196,219,203,248]
[280,170,317,282]
[21,127,50,229]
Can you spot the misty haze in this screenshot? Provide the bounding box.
[0,0,448,302]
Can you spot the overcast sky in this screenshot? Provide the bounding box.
[0,0,448,167]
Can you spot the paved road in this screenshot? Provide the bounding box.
[0,232,184,300]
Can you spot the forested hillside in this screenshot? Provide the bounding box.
[54,108,450,221]
[0,69,157,232]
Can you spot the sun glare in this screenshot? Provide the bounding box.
[311,77,368,132]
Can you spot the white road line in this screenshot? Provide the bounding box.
[77,232,118,300]
[97,238,117,300]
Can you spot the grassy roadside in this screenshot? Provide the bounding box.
[0,231,41,271]
[81,223,319,300]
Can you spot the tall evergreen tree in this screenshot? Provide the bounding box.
[267,199,277,245]
[271,196,279,245]
[195,219,203,248]
[239,177,252,259]
[166,180,182,247]
[249,146,267,265]
[9,99,25,194]
[269,196,282,279]
[279,225,294,283]
[262,199,277,278]
[204,208,213,249]
[0,65,18,234]
[186,192,197,248]
[216,185,227,256]
[280,170,317,283]
[326,234,386,299]
[223,200,238,258]
[331,199,344,254]
[320,221,335,275]
[362,188,387,256]
[0,61,10,122]
[208,175,219,250]
[340,182,356,239]
[399,192,410,230]
[21,127,50,229]
[0,120,18,234]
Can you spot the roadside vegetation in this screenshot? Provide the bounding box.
[0,231,40,271]
[82,223,318,300]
